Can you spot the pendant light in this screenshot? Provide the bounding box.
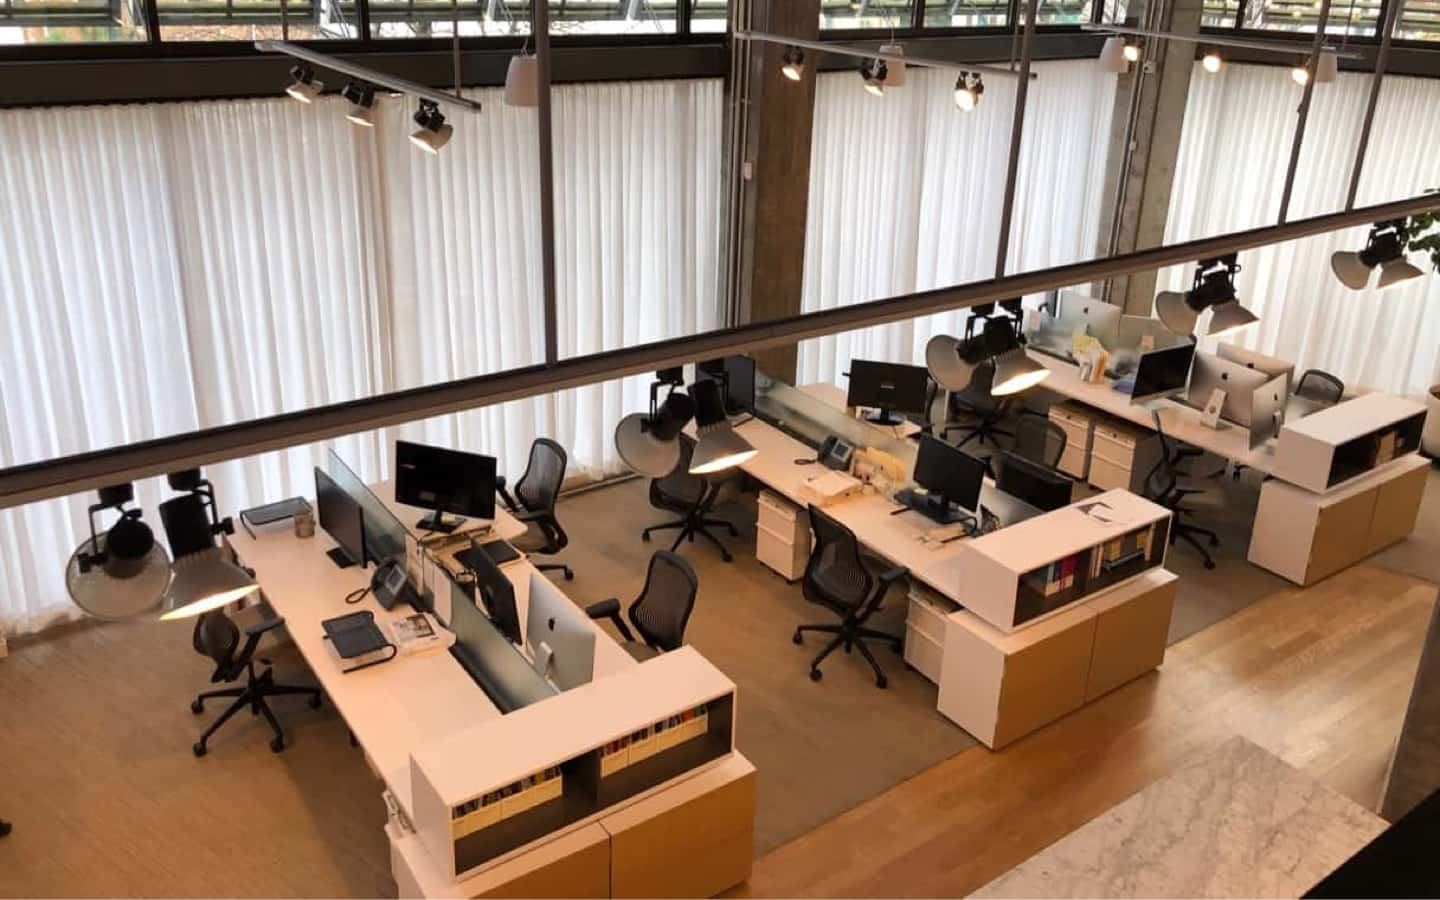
[615,370,695,478]
[1331,220,1423,291]
[1155,254,1258,336]
[780,46,805,81]
[505,53,539,107]
[1201,48,1223,73]
[953,72,984,111]
[156,469,257,621]
[688,379,757,474]
[65,484,171,620]
[1099,36,1129,73]
[410,100,453,154]
[860,58,888,97]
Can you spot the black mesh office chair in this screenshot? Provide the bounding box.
[1295,369,1345,405]
[1145,410,1220,570]
[941,361,1015,450]
[498,437,574,580]
[642,434,739,562]
[794,506,907,688]
[1011,412,1067,469]
[585,550,698,662]
[190,611,322,756]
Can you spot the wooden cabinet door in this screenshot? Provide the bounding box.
[1366,463,1430,555]
[1305,489,1378,585]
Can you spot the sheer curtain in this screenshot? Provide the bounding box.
[0,78,722,635]
[798,59,1117,385]
[1160,63,1440,396]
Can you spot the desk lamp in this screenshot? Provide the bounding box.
[1156,254,1259,337]
[65,483,172,620]
[157,469,258,621]
[688,378,757,474]
[615,369,696,478]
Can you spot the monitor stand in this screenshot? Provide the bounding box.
[865,407,905,426]
[417,509,463,534]
[895,488,975,527]
[326,546,358,569]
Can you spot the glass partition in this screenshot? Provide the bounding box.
[324,448,408,564]
[443,569,558,713]
[754,372,920,470]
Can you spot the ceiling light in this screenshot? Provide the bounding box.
[65,484,171,620]
[158,547,259,621]
[878,43,906,88]
[1123,42,1142,63]
[926,300,1048,396]
[1155,253,1258,336]
[1315,50,1338,83]
[688,379,756,474]
[860,59,888,97]
[992,348,1051,396]
[505,54,539,107]
[340,80,377,127]
[1205,300,1259,337]
[1331,220,1420,290]
[781,46,805,81]
[1291,60,1310,85]
[953,71,984,112]
[615,370,695,477]
[285,63,324,103]
[410,100,453,155]
[1202,48,1223,73]
[1099,36,1129,73]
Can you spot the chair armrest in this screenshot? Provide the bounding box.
[244,617,286,638]
[877,565,909,585]
[584,598,636,643]
[513,508,551,524]
[495,478,521,513]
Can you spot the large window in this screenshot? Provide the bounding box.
[0,0,147,43]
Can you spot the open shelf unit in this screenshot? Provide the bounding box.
[1273,393,1427,493]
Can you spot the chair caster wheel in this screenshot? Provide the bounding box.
[193,742,207,758]
[809,668,822,682]
[308,694,322,709]
[792,631,803,645]
[564,569,574,581]
[191,699,204,715]
[721,553,733,563]
[875,675,888,689]
[641,532,651,542]
[270,737,285,753]
[892,642,904,655]
[1204,559,1215,570]
[1209,536,1219,547]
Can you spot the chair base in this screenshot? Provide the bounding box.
[535,561,574,581]
[944,418,1013,452]
[1170,518,1220,570]
[793,621,903,689]
[191,666,322,757]
[643,515,739,563]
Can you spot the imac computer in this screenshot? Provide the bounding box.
[696,355,757,416]
[1184,352,1271,426]
[1248,373,1289,449]
[1215,343,1295,397]
[1128,343,1198,404]
[526,572,596,692]
[845,360,931,426]
[996,451,1073,512]
[394,440,498,533]
[1054,292,1122,353]
[905,433,986,524]
[315,467,366,569]
[460,542,522,646]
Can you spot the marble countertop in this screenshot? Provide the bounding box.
[973,736,1387,899]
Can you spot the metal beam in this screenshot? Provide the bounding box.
[1276,0,1332,223]
[1082,23,1363,58]
[1346,0,1403,210]
[535,0,559,366]
[3,191,1438,510]
[255,39,484,112]
[734,28,1039,79]
[995,0,1038,277]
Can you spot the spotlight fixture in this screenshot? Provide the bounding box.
[1331,219,1424,291]
[285,63,324,103]
[1201,48,1223,73]
[1123,42,1142,63]
[780,46,805,81]
[340,81,377,127]
[614,369,695,478]
[860,58,889,97]
[1291,58,1310,85]
[156,469,256,621]
[409,100,453,155]
[1155,253,1259,337]
[953,71,984,112]
[925,300,1050,396]
[64,484,171,620]
[687,379,757,475]
[505,53,539,107]
[1099,36,1129,73]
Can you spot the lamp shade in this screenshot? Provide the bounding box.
[410,124,454,154]
[614,391,694,478]
[1330,250,1373,289]
[878,44,906,87]
[159,548,259,621]
[690,424,757,475]
[505,55,539,107]
[1155,290,1200,335]
[991,348,1050,396]
[1315,50,1338,83]
[925,333,981,392]
[1204,300,1259,337]
[1099,36,1128,73]
[66,530,171,620]
[1378,256,1424,290]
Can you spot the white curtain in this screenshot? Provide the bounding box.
[1160,62,1440,397]
[0,78,722,635]
[798,59,1117,385]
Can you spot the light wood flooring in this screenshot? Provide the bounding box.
[733,563,1439,898]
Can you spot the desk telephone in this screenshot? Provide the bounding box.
[796,435,856,471]
[371,558,423,612]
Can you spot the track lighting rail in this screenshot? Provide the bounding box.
[254,39,485,113]
[733,30,1038,80]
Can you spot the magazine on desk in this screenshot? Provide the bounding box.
[387,611,454,656]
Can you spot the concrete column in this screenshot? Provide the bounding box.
[1094,0,1204,315]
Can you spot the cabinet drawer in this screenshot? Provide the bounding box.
[1058,442,1090,480]
[1088,454,1132,492]
[904,623,944,684]
[1091,429,1139,467]
[1366,463,1429,554]
[757,522,808,581]
[757,491,805,538]
[1048,403,1095,431]
[1305,488,1378,584]
[907,592,951,644]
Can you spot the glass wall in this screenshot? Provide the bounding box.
[0,0,147,43]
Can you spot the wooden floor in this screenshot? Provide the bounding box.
[734,564,1439,898]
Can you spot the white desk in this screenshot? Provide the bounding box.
[1030,351,1277,474]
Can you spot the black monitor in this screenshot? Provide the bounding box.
[912,433,985,516]
[846,360,931,425]
[697,355,756,416]
[996,450,1073,512]
[315,467,366,569]
[459,542,521,646]
[395,440,497,533]
[1129,342,1197,404]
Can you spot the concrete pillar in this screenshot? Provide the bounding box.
[1095,0,1204,315]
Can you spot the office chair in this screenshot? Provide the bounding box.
[1295,369,1345,405]
[794,506,907,689]
[941,361,1015,450]
[1011,412,1067,469]
[497,437,574,580]
[1145,410,1220,570]
[190,611,322,756]
[642,434,740,563]
[585,550,698,662]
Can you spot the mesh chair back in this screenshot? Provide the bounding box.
[951,361,1000,414]
[515,438,567,513]
[629,550,699,652]
[803,506,874,616]
[1013,412,1067,468]
[1144,410,1179,502]
[652,434,707,509]
[193,611,241,679]
[1295,369,1344,406]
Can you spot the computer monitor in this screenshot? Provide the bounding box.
[696,355,756,416]
[1248,373,1289,449]
[1054,292,1122,353]
[912,433,986,518]
[1185,352,1270,426]
[996,450,1073,512]
[845,360,931,425]
[526,572,596,692]
[1215,343,1295,397]
[315,467,366,569]
[1129,343,1198,404]
[394,440,497,533]
[459,542,521,646]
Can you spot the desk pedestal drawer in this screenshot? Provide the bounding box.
[757,491,806,539]
[757,523,808,582]
[1087,455,1133,492]
[906,590,953,644]
[904,623,944,684]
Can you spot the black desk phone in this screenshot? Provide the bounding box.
[371,558,422,612]
[817,435,856,471]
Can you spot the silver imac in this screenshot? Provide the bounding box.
[1216,343,1295,397]
[1053,291,1123,353]
[525,571,596,692]
[1248,373,1289,449]
[1185,352,1271,427]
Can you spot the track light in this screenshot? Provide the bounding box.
[285,63,324,103]
[953,71,984,112]
[615,370,694,477]
[781,46,805,81]
[860,59,888,97]
[340,81,377,127]
[1291,59,1310,85]
[1123,42,1142,63]
[688,379,757,474]
[1155,253,1258,337]
[1202,48,1223,73]
[409,100,453,155]
[925,300,1049,396]
[1331,220,1423,291]
[1099,36,1129,73]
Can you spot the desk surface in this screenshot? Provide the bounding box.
[1031,351,1278,474]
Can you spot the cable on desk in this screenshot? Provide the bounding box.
[345,586,371,605]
